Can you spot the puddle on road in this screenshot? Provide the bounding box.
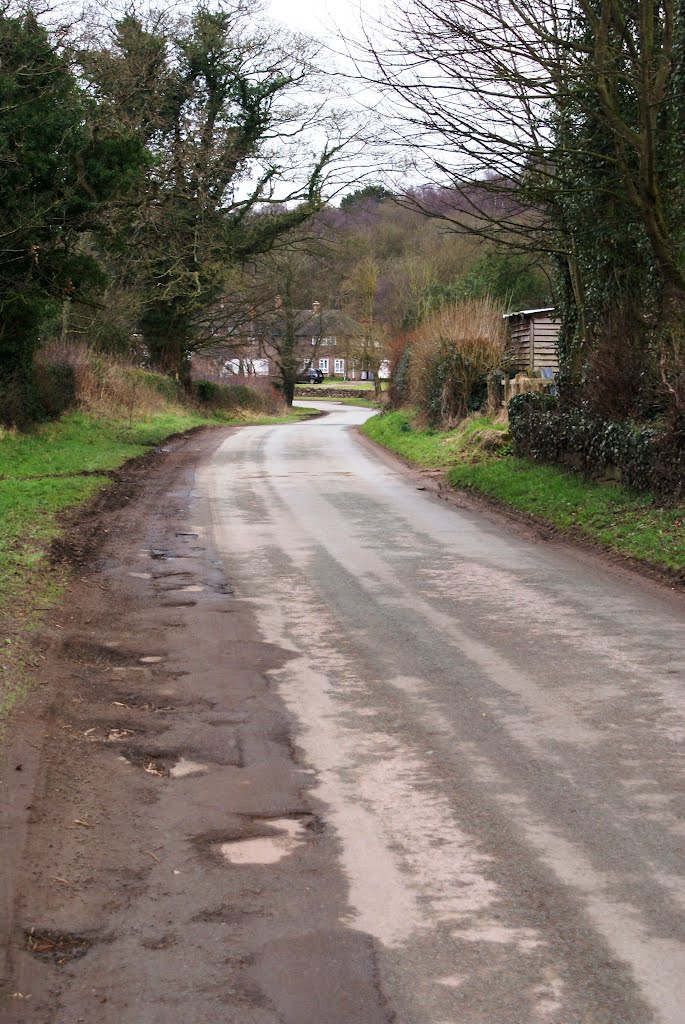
[179,584,205,593]
[170,758,208,778]
[139,656,164,664]
[218,818,307,865]
[129,572,152,579]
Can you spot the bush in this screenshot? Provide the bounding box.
[192,379,224,405]
[127,369,181,403]
[191,378,279,414]
[409,297,508,427]
[509,392,684,497]
[36,362,76,417]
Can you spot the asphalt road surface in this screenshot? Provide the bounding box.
[199,402,685,1024]
[3,403,684,1024]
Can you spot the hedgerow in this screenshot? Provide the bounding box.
[509,393,683,497]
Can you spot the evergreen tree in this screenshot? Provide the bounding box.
[0,10,145,424]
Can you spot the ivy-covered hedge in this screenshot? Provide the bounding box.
[509,393,684,497]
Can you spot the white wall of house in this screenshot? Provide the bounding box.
[225,358,270,376]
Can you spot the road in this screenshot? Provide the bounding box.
[200,402,685,1024]
[2,402,684,1024]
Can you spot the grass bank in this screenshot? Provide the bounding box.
[362,411,685,575]
[0,369,315,720]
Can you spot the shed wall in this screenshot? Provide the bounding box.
[507,314,560,373]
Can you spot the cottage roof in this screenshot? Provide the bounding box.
[277,307,366,338]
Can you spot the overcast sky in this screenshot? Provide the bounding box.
[263,0,404,199]
[266,0,370,41]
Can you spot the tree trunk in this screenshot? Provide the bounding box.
[657,279,685,422]
[142,306,192,387]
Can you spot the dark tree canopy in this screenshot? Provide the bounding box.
[0,9,146,423]
[340,184,394,209]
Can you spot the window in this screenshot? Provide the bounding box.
[313,336,336,346]
[334,358,345,374]
[318,358,329,372]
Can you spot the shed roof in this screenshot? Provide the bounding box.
[503,307,556,320]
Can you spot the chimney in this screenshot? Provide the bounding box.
[312,301,321,314]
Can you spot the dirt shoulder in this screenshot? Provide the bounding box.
[1,426,390,1024]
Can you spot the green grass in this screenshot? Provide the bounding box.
[362,411,685,573]
[362,410,508,467]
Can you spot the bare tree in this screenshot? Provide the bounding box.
[346,0,685,398]
[78,0,369,381]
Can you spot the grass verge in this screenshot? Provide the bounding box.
[362,411,685,575]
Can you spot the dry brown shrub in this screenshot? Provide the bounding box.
[409,297,509,426]
[38,341,285,420]
[37,341,184,419]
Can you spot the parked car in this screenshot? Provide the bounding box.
[297,368,324,384]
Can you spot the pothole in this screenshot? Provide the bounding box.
[169,757,208,778]
[120,747,175,777]
[119,747,212,777]
[25,929,93,965]
[106,727,137,742]
[110,693,209,713]
[156,574,194,590]
[82,723,141,742]
[62,638,141,666]
[217,817,310,865]
[111,696,179,713]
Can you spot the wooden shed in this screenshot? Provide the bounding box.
[504,307,560,374]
